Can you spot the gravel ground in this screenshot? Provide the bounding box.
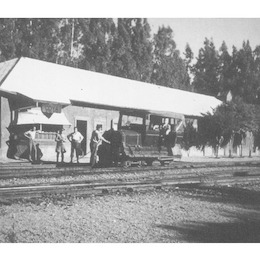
[1,182,260,243]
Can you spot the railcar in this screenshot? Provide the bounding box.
[98,111,184,167]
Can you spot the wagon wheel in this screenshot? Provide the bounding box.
[160,161,165,166]
[123,160,132,168]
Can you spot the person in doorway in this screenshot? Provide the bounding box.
[24,126,39,162]
[55,129,66,163]
[67,127,84,163]
[90,125,110,168]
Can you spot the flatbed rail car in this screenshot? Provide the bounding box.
[98,112,184,167]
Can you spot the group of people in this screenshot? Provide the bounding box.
[23,126,84,164]
[22,125,109,165]
[15,118,176,165]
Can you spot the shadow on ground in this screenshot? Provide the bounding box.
[156,217,260,242]
[176,183,260,207]
[157,184,260,242]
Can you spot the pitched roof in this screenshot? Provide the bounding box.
[0,58,19,86]
[0,57,222,117]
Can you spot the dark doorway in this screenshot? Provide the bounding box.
[76,120,87,155]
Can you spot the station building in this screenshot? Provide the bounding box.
[0,57,223,162]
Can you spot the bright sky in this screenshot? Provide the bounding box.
[2,0,260,61]
[148,18,260,58]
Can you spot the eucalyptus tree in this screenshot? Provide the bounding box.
[183,43,195,90]
[108,18,139,80]
[193,38,220,96]
[231,40,256,103]
[151,26,189,90]
[0,18,17,61]
[218,41,233,101]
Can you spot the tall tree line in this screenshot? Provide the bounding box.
[182,38,260,153]
[185,38,260,105]
[0,18,190,91]
[1,18,260,104]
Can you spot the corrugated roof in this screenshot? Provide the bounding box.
[0,57,222,117]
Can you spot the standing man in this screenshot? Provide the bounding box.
[67,127,84,163]
[162,118,170,146]
[165,124,177,156]
[55,129,67,163]
[24,126,39,162]
[90,125,110,168]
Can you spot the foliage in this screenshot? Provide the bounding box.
[1,18,260,103]
[151,26,190,90]
[197,98,258,150]
[182,121,198,151]
[218,41,233,101]
[192,38,220,96]
[184,43,194,88]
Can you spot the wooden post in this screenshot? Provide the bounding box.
[118,112,123,130]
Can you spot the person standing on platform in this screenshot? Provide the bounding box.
[55,129,66,163]
[24,126,39,162]
[162,118,170,146]
[90,125,110,168]
[67,127,84,163]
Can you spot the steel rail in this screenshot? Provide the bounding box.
[1,167,260,201]
[0,161,259,180]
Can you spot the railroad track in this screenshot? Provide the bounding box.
[0,160,259,179]
[0,162,260,201]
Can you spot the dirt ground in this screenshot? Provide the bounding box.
[1,180,260,243]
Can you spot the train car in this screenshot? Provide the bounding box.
[98,111,184,167]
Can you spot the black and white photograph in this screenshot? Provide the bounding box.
[0,0,260,257]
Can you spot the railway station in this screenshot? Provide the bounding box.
[0,56,225,164]
[0,57,258,165]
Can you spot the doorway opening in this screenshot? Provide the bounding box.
[76,120,87,155]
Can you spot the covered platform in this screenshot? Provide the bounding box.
[0,57,223,162]
[0,57,222,118]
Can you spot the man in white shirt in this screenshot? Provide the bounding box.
[67,127,84,163]
[24,126,38,162]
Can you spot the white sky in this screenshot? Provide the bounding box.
[148,18,260,58]
[2,0,260,60]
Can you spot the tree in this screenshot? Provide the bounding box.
[197,98,258,156]
[151,26,190,90]
[253,45,260,104]
[0,19,17,61]
[184,43,194,90]
[108,18,139,80]
[231,40,258,103]
[193,38,220,96]
[218,41,233,101]
[182,121,198,155]
[129,18,153,82]
[76,18,116,73]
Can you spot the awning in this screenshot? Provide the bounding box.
[16,107,71,126]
